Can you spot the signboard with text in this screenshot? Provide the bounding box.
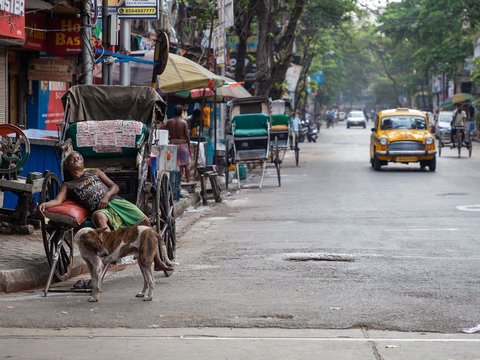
[28,58,76,82]
[95,0,159,19]
[23,12,47,51]
[0,0,25,41]
[46,17,81,56]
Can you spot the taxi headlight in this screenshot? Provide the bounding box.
[380,137,388,146]
[425,137,434,145]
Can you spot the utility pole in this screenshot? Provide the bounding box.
[119,20,131,86]
[81,0,94,84]
[102,0,112,84]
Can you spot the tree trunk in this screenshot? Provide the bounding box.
[255,0,275,95]
[234,0,257,82]
[267,0,305,99]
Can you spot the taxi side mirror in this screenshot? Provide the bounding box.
[371,127,376,132]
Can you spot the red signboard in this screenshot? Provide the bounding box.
[24,13,47,51]
[44,81,68,131]
[0,10,25,40]
[47,17,81,56]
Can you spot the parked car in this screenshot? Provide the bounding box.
[424,111,435,133]
[435,111,453,141]
[370,108,436,171]
[346,110,367,128]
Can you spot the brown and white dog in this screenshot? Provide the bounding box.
[73,226,175,302]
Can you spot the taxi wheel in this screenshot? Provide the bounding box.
[428,157,436,172]
[373,155,382,171]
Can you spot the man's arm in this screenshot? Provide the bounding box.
[38,184,68,212]
[95,169,120,209]
[183,121,190,150]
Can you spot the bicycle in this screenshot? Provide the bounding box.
[451,126,472,158]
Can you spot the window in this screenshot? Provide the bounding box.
[381,116,426,130]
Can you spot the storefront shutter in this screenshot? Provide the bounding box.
[0,46,6,124]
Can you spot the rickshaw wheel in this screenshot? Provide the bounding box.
[40,172,73,281]
[273,137,281,187]
[156,171,176,277]
[139,182,156,227]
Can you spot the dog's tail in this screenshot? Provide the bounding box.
[155,231,178,267]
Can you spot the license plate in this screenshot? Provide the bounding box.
[396,156,417,162]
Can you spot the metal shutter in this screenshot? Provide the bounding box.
[0,46,6,124]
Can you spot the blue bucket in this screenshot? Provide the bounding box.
[169,170,181,200]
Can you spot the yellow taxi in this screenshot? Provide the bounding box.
[370,108,436,171]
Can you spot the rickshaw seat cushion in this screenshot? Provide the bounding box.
[234,128,268,137]
[43,200,89,227]
[271,125,288,131]
[271,114,290,127]
[233,114,269,137]
[65,121,148,159]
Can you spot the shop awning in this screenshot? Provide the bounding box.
[157,53,225,93]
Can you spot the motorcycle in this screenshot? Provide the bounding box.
[306,122,318,143]
[298,119,309,143]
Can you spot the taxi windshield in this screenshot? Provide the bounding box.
[381,116,426,130]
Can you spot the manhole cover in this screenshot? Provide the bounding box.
[283,253,354,262]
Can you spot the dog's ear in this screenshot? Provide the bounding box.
[94,227,109,234]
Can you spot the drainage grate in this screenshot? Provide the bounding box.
[284,253,354,262]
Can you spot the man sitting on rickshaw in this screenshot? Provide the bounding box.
[451,103,467,146]
[39,151,173,272]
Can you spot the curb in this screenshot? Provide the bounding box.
[0,191,201,294]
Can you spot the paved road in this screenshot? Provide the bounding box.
[1,121,479,358]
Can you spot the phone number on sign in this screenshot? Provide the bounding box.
[118,7,156,14]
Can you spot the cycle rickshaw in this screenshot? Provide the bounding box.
[40,85,176,295]
[437,123,473,158]
[225,96,271,189]
[269,99,292,186]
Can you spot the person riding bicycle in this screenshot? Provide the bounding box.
[451,103,467,147]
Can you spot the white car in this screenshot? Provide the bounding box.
[435,111,453,141]
[346,110,367,128]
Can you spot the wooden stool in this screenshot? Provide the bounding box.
[197,166,222,205]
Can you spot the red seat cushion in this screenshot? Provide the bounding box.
[44,200,89,227]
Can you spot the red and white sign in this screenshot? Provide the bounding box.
[0,0,25,41]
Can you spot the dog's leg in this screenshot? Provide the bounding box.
[138,254,155,301]
[88,257,104,302]
[135,262,148,299]
[156,233,177,267]
[143,262,155,301]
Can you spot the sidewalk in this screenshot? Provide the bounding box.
[0,191,200,294]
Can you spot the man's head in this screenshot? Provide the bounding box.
[173,104,183,117]
[63,151,84,176]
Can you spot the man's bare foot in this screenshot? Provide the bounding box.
[154,263,174,272]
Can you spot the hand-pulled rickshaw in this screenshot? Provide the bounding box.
[269,99,293,186]
[40,85,176,295]
[225,96,271,189]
